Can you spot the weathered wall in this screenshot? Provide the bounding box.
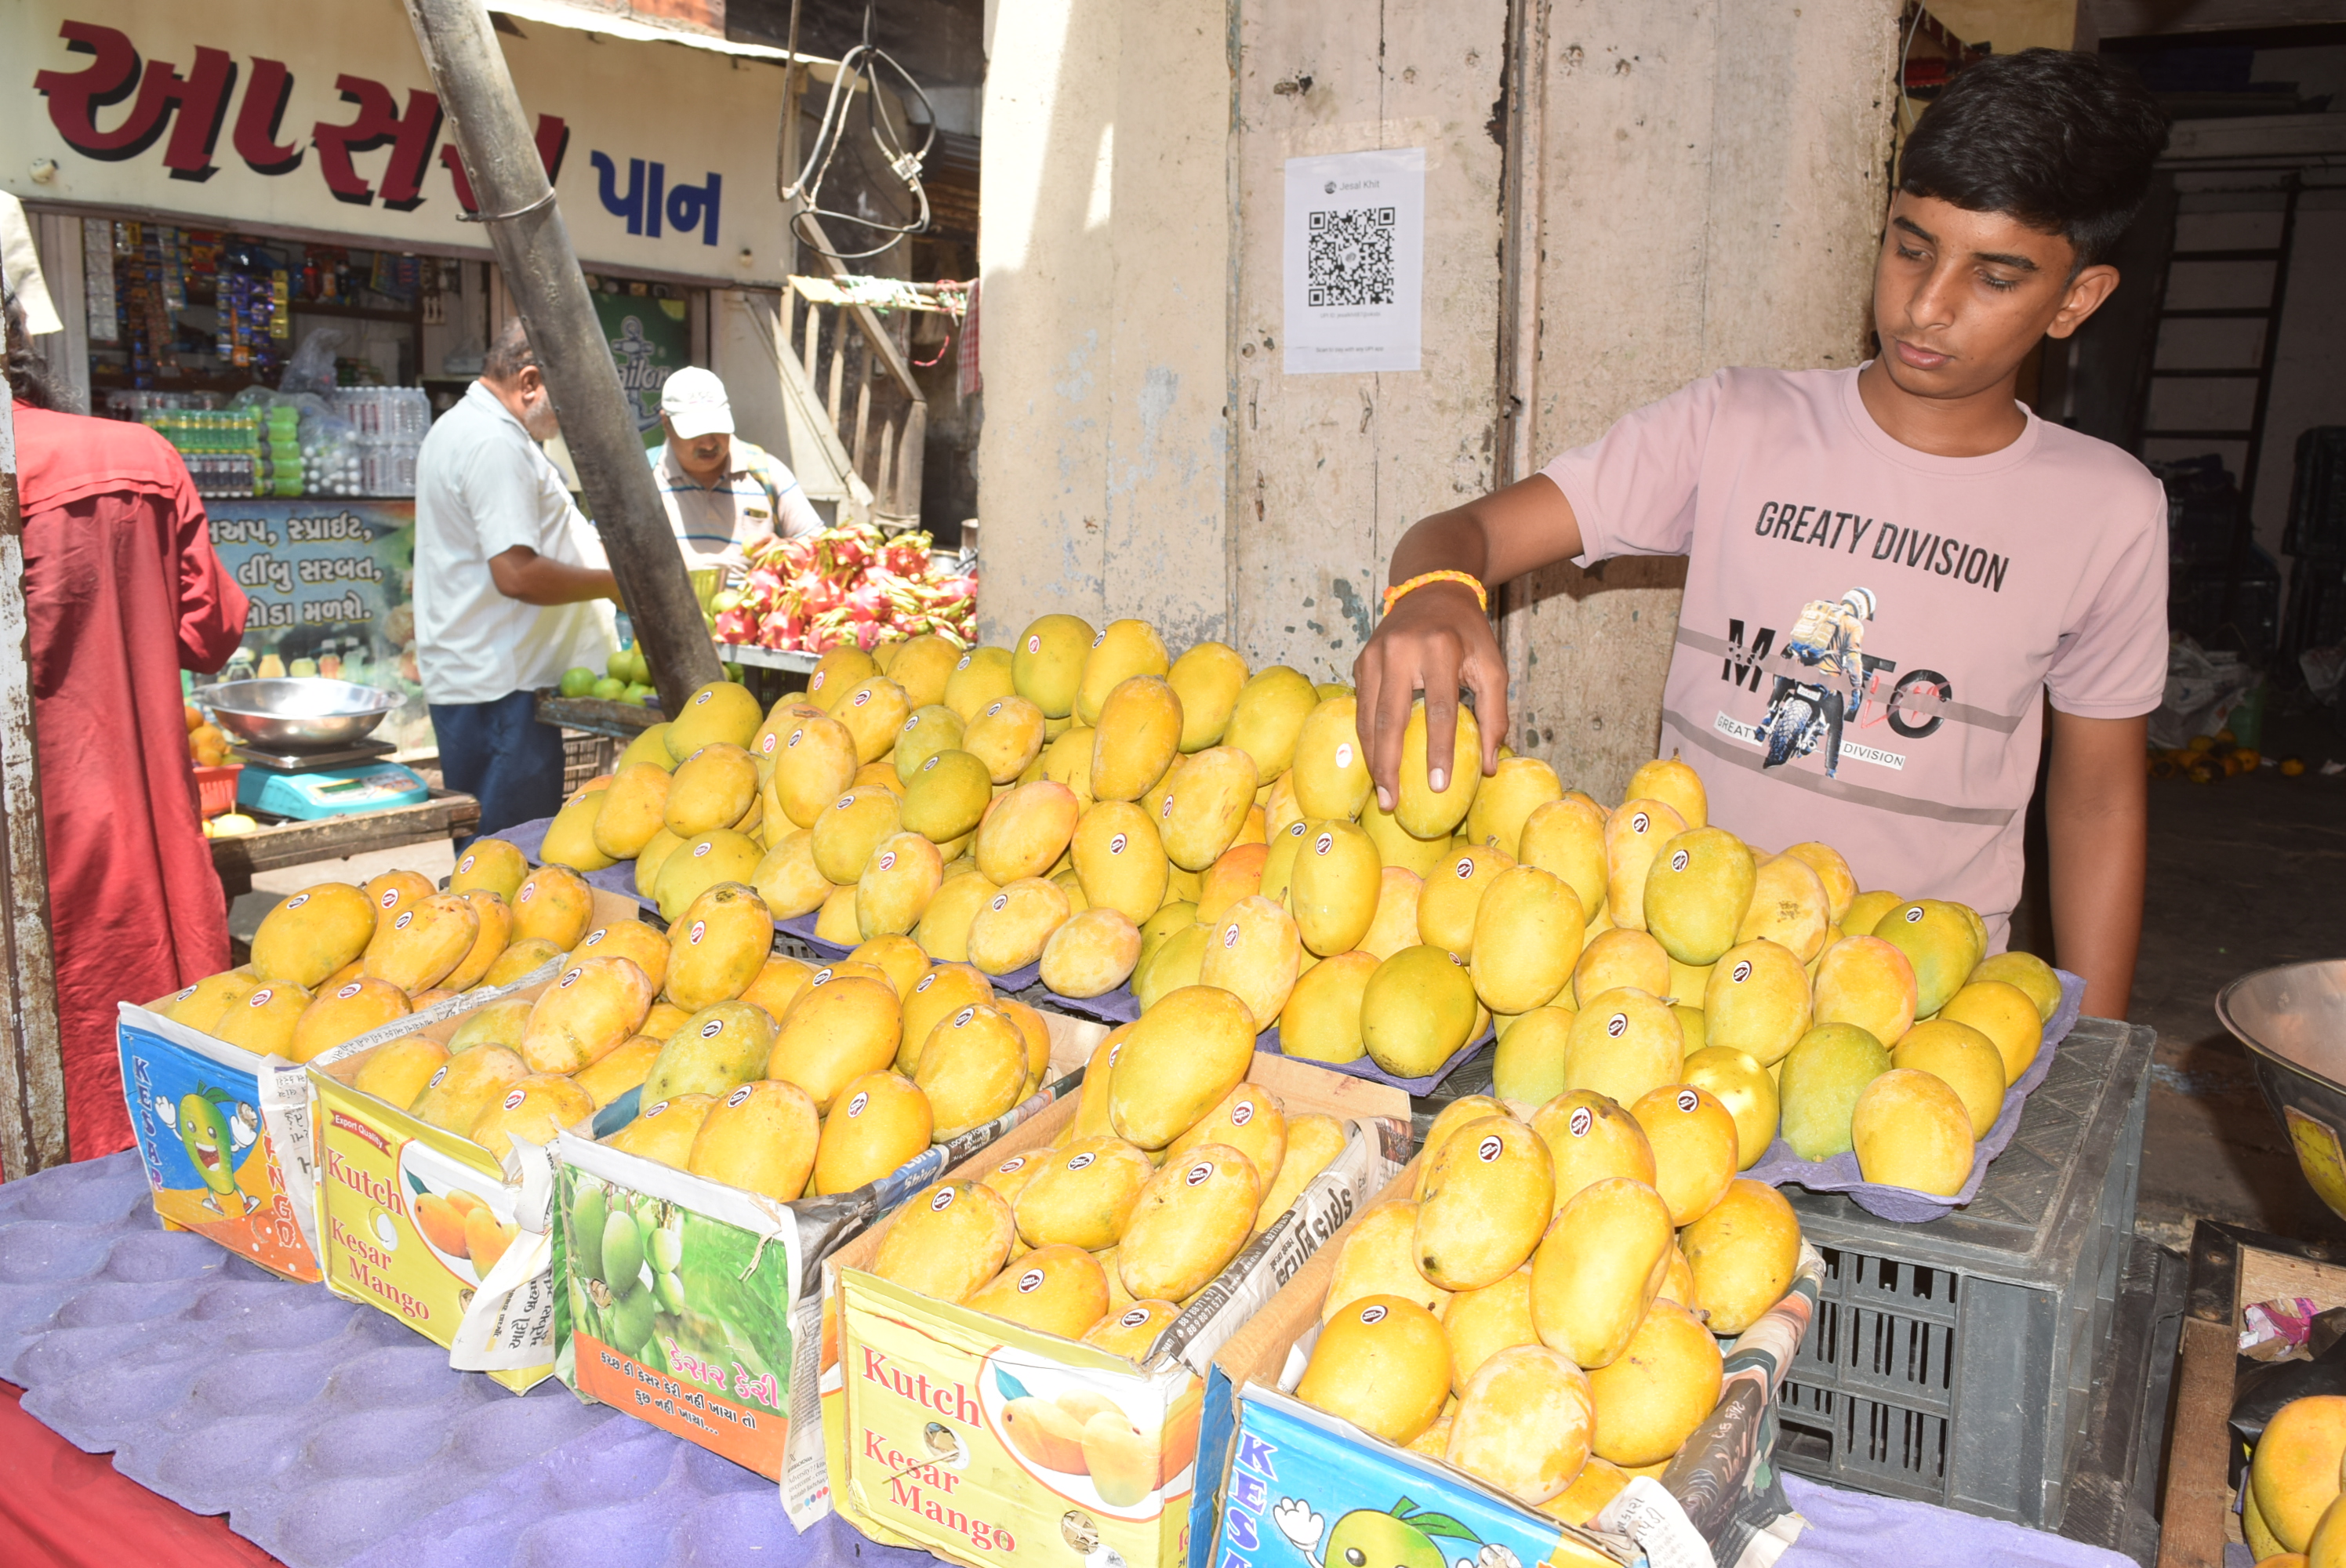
[976,0,1899,800]
[972,0,1234,651]
[1227,1,1513,681]
[1502,2,1901,803]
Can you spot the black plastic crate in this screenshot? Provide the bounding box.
[2169,544,2281,662]
[2167,487,2241,568]
[2054,1234,2184,1566]
[2284,426,2346,562]
[1771,1017,2156,1530]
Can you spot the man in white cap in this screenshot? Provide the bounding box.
[651,366,823,571]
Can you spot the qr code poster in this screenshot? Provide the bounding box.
[1283,147,1425,374]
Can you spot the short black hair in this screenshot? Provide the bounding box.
[1899,48,2170,268]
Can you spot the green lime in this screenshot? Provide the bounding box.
[591,677,627,700]
[559,666,599,698]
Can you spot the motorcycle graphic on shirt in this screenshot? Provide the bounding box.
[1738,586,1953,778]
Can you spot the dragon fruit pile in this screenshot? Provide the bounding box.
[715,521,978,652]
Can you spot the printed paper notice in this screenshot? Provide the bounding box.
[1284,148,1425,374]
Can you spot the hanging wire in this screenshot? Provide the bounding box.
[783,0,938,263]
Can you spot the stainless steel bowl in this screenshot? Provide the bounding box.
[197,678,397,752]
[2217,959,2346,1222]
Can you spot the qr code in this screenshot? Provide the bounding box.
[1307,206,1397,307]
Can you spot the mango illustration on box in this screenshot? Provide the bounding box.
[1270,1497,1518,1568]
[162,1085,260,1217]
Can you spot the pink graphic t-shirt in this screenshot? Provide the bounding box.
[1540,365,2166,944]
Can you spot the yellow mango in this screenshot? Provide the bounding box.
[1777,1022,1893,1162]
[893,704,967,786]
[1359,945,1479,1076]
[1358,866,1426,960]
[1573,927,1670,1007]
[1014,1135,1156,1249]
[539,788,616,873]
[664,681,761,757]
[211,979,311,1057]
[1629,1083,1740,1225]
[1702,938,1812,1065]
[873,1178,1017,1301]
[1158,745,1258,871]
[1416,845,1512,959]
[1527,1176,1673,1368]
[888,634,962,710]
[1464,757,1564,864]
[964,1243,1109,1339]
[634,826,684,902]
[1851,1069,1976,1195]
[1198,895,1302,1030]
[250,882,376,988]
[1363,794,1453,880]
[1873,898,1982,1017]
[1072,800,1171,924]
[1470,866,1584,1016]
[1968,950,2062,1023]
[770,975,899,1110]
[1167,641,1249,751]
[1447,1343,1594,1506]
[685,1078,820,1200]
[1530,1089,1658,1214]
[1585,1298,1723,1465]
[1602,798,1687,932]
[1091,676,1183,802]
[809,785,901,886]
[603,1092,718,1168]
[1681,1046,1780,1171]
[1623,756,1708,831]
[914,1001,1029,1135]
[1517,795,1610,919]
[1732,852,1832,964]
[1394,699,1482,840]
[358,893,478,995]
[1561,988,1683,1109]
[966,876,1073,975]
[288,977,411,1062]
[1040,907,1142,998]
[470,1072,595,1162]
[1778,840,1856,924]
[448,838,529,901]
[975,779,1080,884]
[913,870,1000,964]
[963,695,1049,784]
[2253,1395,2346,1553]
[1117,1142,1262,1301]
[833,676,911,764]
[1284,821,1378,957]
[1279,949,1377,1065]
[749,829,833,921]
[1939,979,2046,1083]
[441,891,515,993]
[1442,1265,1538,1396]
[856,831,944,940]
[1491,1007,1575,1105]
[1812,935,1919,1047]
[1165,1080,1287,1187]
[895,963,994,1073]
[1255,1111,1346,1231]
[899,747,993,845]
[511,864,595,949]
[352,1036,448,1110]
[1109,985,1255,1149]
[1416,1116,1554,1290]
[1084,1300,1182,1362]
[1642,828,1756,967]
[1012,614,1095,719]
[772,710,860,829]
[1324,1198,1450,1319]
[1893,1018,2008,1138]
[1223,666,1318,782]
[1680,1177,1801,1334]
[572,1036,662,1109]
[1289,695,1371,821]
[1297,1294,1451,1446]
[520,955,657,1075]
[410,1045,529,1135]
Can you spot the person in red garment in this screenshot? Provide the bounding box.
[5,301,249,1163]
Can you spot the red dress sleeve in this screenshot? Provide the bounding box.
[165,461,250,673]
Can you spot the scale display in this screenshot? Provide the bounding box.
[237,759,430,820]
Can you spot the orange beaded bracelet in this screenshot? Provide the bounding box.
[1382,570,1489,616]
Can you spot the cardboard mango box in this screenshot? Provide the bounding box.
[552,1006,1111,1505]
[825,1051,1413,1568]
[1187,1164,1825,1568]
[307,885,641,1394]
[117,1000,327,1283]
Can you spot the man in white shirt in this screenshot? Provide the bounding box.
[414,318,617,834]
[649,366,824,572]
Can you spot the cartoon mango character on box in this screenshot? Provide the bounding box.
[162,1085,259,1216]
[1275,1499,1520,1568]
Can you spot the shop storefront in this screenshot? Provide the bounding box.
[3,0,797,753]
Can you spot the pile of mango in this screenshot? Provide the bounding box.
[156,847,576,1065]
[856,986,1350,1370]
[2245,1395,2346,1563]
[1295,1090,1799,1519]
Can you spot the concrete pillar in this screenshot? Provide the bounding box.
[972,0,1235,652]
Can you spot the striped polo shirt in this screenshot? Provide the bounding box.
[649,437,824,571]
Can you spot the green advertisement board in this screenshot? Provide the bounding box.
[593,289,692,448]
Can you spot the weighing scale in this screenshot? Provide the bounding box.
[233,738,432,819]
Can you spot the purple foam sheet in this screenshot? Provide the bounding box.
[1778,1475,2135,1568]
[1746,968,2086,1223]
[502,815,655,911]
[0,1151,614,1567]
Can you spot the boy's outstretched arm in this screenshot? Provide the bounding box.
[2043,708,2148,1019]
[1353,474,1585,811]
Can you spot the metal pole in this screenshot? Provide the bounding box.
[0,370,66,1178]
[401,0,723,713]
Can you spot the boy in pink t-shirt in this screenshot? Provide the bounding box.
[1354,51,2170,1018]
